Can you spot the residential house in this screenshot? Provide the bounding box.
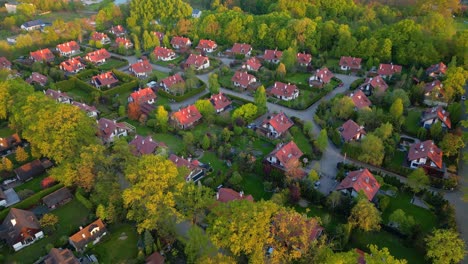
[196,39,217,53]
[160,74,185,93]
[359,76,388,95]
[129,135,167,156]
[71,102,99,118]
[44,89,72,104]
[26,72,48,86]
[21,19,45,31]
[426,62,447,78]
[1,208,44,251]
[0,133,22,156]
[169,154,206,182]
[129,59,152,78]
[115,37,133,49]
[184,54,210,70]
[0,189,6,207]
[260,112,294,138]
[421,106,451,129]
[424,80,444,100]
[192,9,202,18]
[297,52,312,66]
[109,25,126,36]
[241,57,262,72]
[377,63,402,79]
[264,49,283,64]
[171,36,192,50]
[349,90,371,109]
[265,141,303,172]
[56,41,80,57]
[152,31,164,42]
[5,2,19,14]
[336,169,380,201]
[14,159,46,181]
[128,87,156,105]
[42,187,73,210]
[339,120,366,142]
[146,252,165,264]
[339,56,362,71]
[209,93,232,113]
[90,32,110,45]
[216,188,254,203]
[171,105,202,129]
[69,219,107,252]
[0,57,12,70]
[91,71,119,89]
[97,118,132,143]
[309,67,334,87]
[153,46,176,61]
[408,140,443,171]
[59,57,85,73]
[231,43,252,57]
[44,248,79,264]
[30,48,54,63]
[85,48,111,64]
[231,71,256,90]
[269,82,299,101]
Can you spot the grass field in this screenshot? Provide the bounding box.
[284,72,310,85]
[0,125,14,137]
[404,109,422,136]
[155,133,184,154]
[241,173,272,201]
[290,126,313,155]
[92,224,139,264]
[14,173,48,193]
[98,59,128,71]
[200,151,229,174]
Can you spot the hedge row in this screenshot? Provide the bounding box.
[55,77,100,95]
[0,183,64,221]
[158,85,206,102]
[75,188,93,210]
[74,69,100,80]
[102,80,139,97]
[112,69,138,83]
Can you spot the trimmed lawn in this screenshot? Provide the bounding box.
[92,224,139,264]
[64,87,93,104]
[152,70,170,81]
[192,123,222,140]
[387,150,406,168]
[381,192,436,233]
[155,133,184,154]
[241,173,272,201]
[290,126,313,155]
[98,59,128,71]
[123,118,153,136]
[293,204,344,231]
[3,199,90,264]
[350,230,425,264]
[154,56,185,67]
[14,173,48,193]
[284,72,310,85]
[404,110,422,136]
[200,151,229,174]
[0,125,14,137]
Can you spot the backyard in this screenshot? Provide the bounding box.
[290,126,314,155]
[92,224,139,264]
[403,109,422,136]
[98,58,128,71]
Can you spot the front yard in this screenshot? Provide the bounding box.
[98,58,128,71]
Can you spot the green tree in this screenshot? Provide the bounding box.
[176,182,214,224]
[316,129,328,153]
[332,96,355,120]
[221,128,232,142]
[407,168,430,193]
[194,99,215,120]
[39,214,59,232]
[208,73,220,94]
[96,204,107,221]
[2,157,13,172]
[308,169,319,183]
[155,106,169,133]
[440,133,465,157]
[359,134,385,166]
[254,86,267,114]
[425,229,466,264]
[231,103,258,124]
[276,63,286,80]
[389,98,404,128]
[430,122,443,142]
[15,146,29,163]
[365,245,407,264]
[443,66,467,102]
[201,135,210,150]
[281,47,297,70]
[349,199,381,232]
[144,230,155,255]
[388,209,415,235]
[185,226,217,264]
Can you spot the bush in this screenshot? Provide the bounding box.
[75,188,93,210]
[17,189,35,200]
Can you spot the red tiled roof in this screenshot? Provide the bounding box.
[268,141,303,169]
[424,80,443,94]
[172,105,202,126]
[314,67,334,83]
[216,188,254,203]
[152,31,164,41]
[197,39,217,50]
[85,49,110,63]
[130,60,152,74]
[97,118,129,140]
[243,57,262,71]
[297,53,312,65]
[56,41,80,54]
[210,93,232,111]
[340,120,366,141]
[0,57,12,69]
[26,72,48,85]
[408,140,443,169]
[130,88,156,104]
[129,135,166,156]
[422,106,451,129]
[153,47,175,59]
[363,76,388,93]
[60,57,84,72]
[3,208,41,246]
[171,36,191,47]
[69,219,106,251]
[115,37,132,47]
[426,62,447,76]
[110,25,126,35]
[231,43,252,55]
[92,71,118,86]
[339,56,362,69]
[185,54,209,68]
[337,169,380,201]
[350,90,371,109]
[90,32,109,41]
[264,49,282,61]
[44,89,71,101]
[264,112,294,135]
[231,71,256,87]
[30,48,54,62]
[161,74,184,88]
[72,101,98,113]
[169,154,199,171]
[378,63,402,76]
[270,82,298,98]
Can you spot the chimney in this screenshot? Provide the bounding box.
[352,177,357,182]
[79,226,83,230]
[216,192,219,200]
[142,140,145,145]
[239,191,244,197]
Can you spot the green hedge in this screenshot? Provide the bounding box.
[158,85,206,102]
[0,183,64,221]
[112,69,138,83]
[75,69,100,80]
[55,78,101,95]
[75,188,93,210]
[102,80,139,97]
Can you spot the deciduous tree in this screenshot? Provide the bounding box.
[359,134,385,166]
[184,226,217,264]
[407,168,430,193]
[349,198,381,232]
[425,229,466,264]
[40,213,59,232]
[155,106,169,133]
[254,85,267,114]
[208,73,220,94]
[365,245,408,264]
[316,129,328,153]
[15,146,29,163]
[440,133,465,157]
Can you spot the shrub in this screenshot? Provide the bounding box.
[17,189,35,200]
[75,188,93,210]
